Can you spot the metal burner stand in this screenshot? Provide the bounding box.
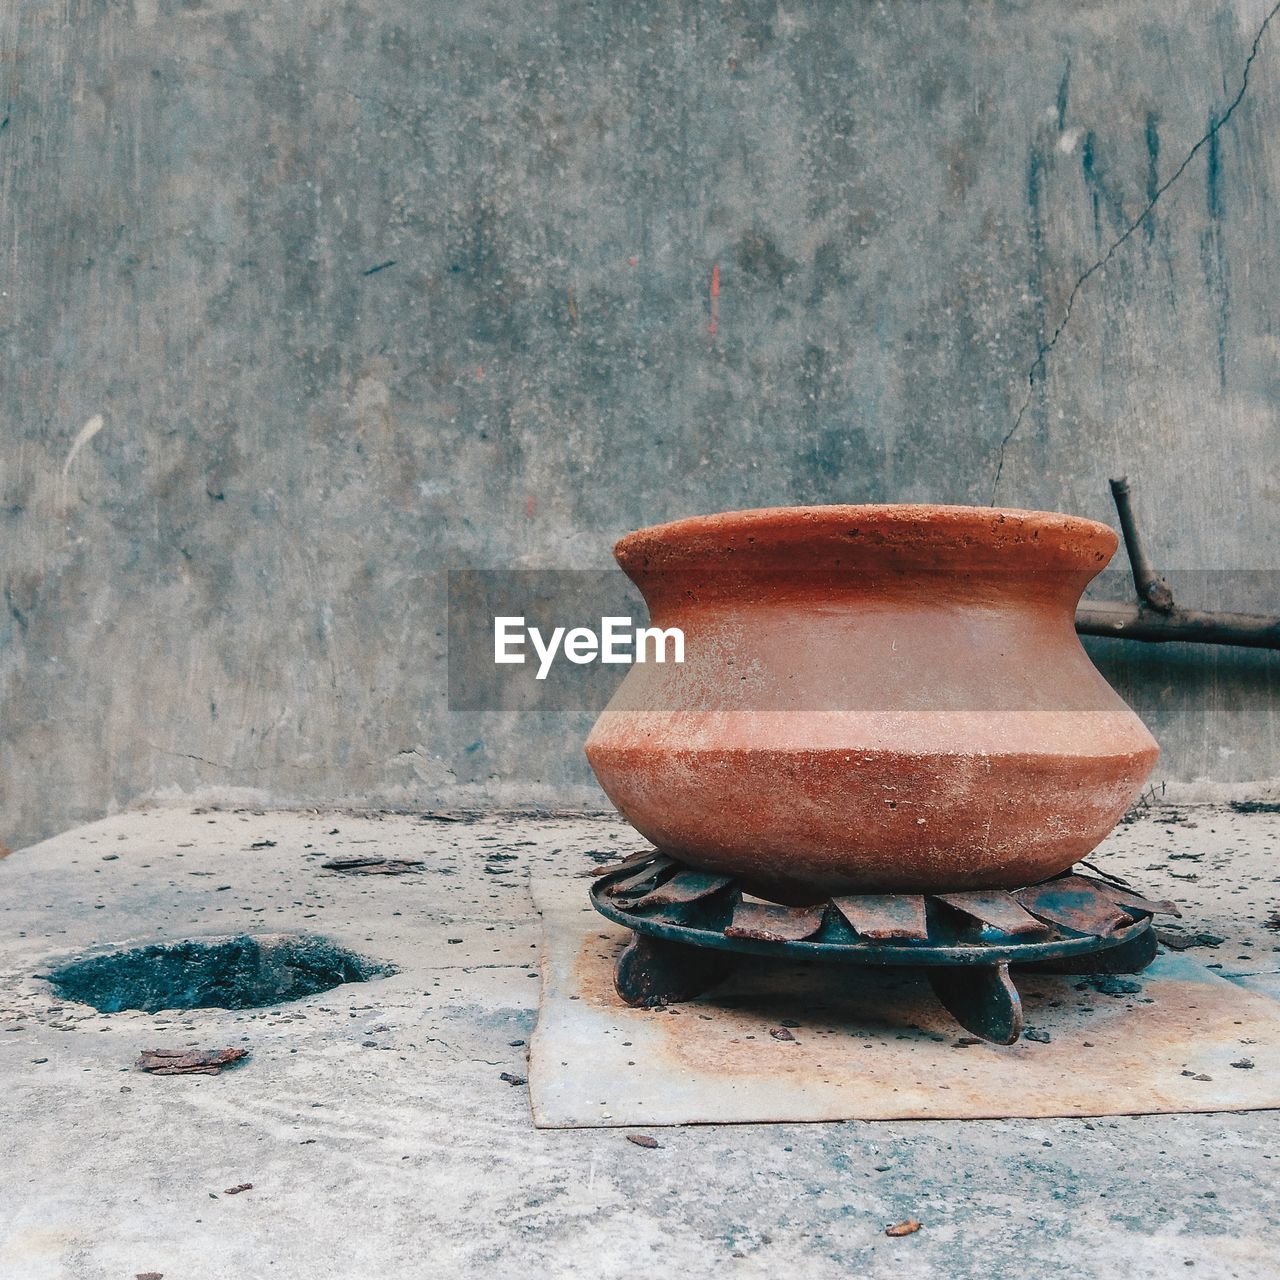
[589,852,1180,1044]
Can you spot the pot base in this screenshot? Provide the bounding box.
[587,738,1158,896]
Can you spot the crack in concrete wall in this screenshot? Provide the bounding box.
[990,0,1280,503]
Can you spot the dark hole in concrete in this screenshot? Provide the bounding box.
[45,934,397,1013]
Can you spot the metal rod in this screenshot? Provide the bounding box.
[1108,476,1175,613]
[1072,477,1280,649]
[1076,601,1280,649]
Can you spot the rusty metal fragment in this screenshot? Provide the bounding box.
[934,890,1049,936]
[603,859,673,899]
[319,855,423,875]
[1155,929,1225,951]
[579,848,664,878]
[1077,860,1137,888]
[832,893,928,940]
[631,869,735,908]
[136,1047,248,1076]
[724,901,824,943]
[1090,881,1181,918]
[885,1220,922,1238]
[1013,876,1131,938]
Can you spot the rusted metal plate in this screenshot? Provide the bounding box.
[1013,876,1131,937]
[530,875,1280,1127]
[630,869,735,908]
[724,901,824,942]
[934,890,1049,936]
[831,894,928,940]
[1090,881,1182,918]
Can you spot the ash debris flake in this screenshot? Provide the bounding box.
[136,1047,249,1076]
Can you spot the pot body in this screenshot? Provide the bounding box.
[585,505,1158,898]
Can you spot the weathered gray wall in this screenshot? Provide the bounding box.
[2,0,1278,850]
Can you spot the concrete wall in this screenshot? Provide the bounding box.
[2,0,1278,851]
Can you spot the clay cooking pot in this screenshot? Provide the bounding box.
[585,504,1158,899]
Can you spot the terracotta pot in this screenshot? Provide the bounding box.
[585,505,1158,899]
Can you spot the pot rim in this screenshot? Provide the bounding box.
[614,503,1118,573]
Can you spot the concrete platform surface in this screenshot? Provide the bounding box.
[1,803,1279,1280]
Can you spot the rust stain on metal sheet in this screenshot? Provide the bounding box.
[570,927,953,1088]
[563,918,1280,1116]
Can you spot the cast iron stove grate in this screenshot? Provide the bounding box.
[589,852,1180,1044]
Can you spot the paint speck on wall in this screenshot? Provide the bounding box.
[61,414,105,479]
[1057,128,1085,156]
